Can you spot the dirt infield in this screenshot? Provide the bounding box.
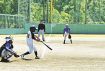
[0,34,105,71]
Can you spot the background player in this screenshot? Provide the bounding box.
[63,24,72,44]
[38,20,45,41]
[21,25,40,59]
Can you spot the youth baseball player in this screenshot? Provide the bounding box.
[38,20,45,41]
[21,25,40,59]
[0,37,19,62]
[63,24,72,44]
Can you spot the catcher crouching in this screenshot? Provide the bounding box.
[0,37,19,62]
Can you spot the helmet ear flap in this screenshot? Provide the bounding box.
[30,27,36,32]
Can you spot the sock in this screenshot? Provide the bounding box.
[70,39,72,44]
[23,52,30,56]
[34,51,38,57]
[64,40,65,44]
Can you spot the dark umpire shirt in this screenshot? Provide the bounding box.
[38,24,45,32]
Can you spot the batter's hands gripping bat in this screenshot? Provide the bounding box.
[41,41,53,50]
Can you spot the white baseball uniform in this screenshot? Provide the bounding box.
[27,31,37,53]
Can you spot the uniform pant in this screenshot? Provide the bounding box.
[27,39,37,54]
[1,49,13,60]
[38,30,45,41]
[64,32,69,41]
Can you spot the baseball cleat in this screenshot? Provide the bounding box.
[43,39,45,41]
[35,56,40,59]
[1,58,10,62]
[20,55,24,59]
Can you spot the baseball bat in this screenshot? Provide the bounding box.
[41,41,53,50]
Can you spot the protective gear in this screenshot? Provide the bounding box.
[1,49,19,62]
[1,57,10,62]
[0,43,13,57]
[30,26,37,32]
[1,36,19,62]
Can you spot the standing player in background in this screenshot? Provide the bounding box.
[63,24,72,44]
[21,25,40,59]
[38,20,45,41]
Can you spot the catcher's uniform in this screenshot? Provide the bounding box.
[1,49,13,61]
[1,40,19,62]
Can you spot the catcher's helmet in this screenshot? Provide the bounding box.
[5,37,12,42]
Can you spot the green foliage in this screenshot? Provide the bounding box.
[60,11,70,23]
[0,0,105,24]
[52,9,61,23]
[0,0,18,14]
[31,3,43,22]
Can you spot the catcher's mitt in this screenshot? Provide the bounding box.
[14,53,19,57]
[68,34,71,39]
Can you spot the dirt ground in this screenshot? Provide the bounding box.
[0,34,105,71]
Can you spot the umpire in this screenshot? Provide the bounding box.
[38,20,45,41]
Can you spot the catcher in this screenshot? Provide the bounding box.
[0,37,19,62]
[63,24,72,44]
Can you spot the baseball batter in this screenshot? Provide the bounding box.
[21,25,40,59]
[63,24,72,44]
[38,20,45,41]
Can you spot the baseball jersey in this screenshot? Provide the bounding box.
[63,27,70,34]
[38,24,45,32]
[27,31,35,41]
[5,42,13,53]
